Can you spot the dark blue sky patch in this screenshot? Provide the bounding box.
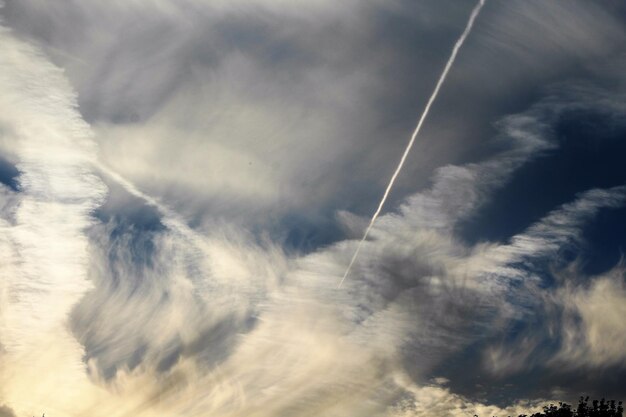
[429,259,626,406]
[433,333,626,407]
[94,177,165,233]
[579,205,626,276]
[92,177,165,276]
[458,106,626,249]
[266,210,346,254]
[0,155,20,192]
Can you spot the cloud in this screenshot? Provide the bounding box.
[482,187,626,374]
[4,0,624,237]
[0,405,16,417]
[61,78,626,415]
[389,375,547,417]
[0,1,625,416]
[0,25,107,416]
[315,81,626,397]
[553,266,626,368]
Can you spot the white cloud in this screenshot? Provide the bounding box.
[0,26,107,416]
[552,266,626,368]
[389,372,547,417]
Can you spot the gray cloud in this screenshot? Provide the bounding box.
[0,405,16,417]
[3,0,624,236]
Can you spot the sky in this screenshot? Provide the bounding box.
[0,1,625,416]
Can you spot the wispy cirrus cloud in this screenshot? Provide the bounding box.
[0,25,106,416]
[1,1,626,416]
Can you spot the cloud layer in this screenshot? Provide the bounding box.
[0,1,626,416]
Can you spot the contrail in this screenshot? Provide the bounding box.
[338,0,485,288]
[95,162,210,252]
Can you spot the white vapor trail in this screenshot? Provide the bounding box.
[338,0,486,288]
[95,163,210,252]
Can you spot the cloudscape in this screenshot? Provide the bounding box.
[1,1,625,416]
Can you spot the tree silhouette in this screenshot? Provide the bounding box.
[513,397,623,417]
